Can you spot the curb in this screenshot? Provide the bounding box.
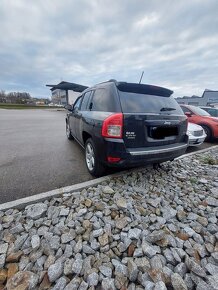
[0,145,217,212]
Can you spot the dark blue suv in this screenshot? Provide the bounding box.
[66,80,188,176]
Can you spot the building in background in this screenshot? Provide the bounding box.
[176,89,218,106]
[46,81,88,105]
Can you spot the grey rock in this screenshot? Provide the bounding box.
[171,273,188,290]
[92,228,103,237]
[101,278,116,290]
[127,260,138,282]
[142,240,157,258]
[59,208,70,216]
[206,197,218,207]
[83,244,95,254]
[64,258,73,276]
[128,228,142,240]
[116,198,127,209]
[205,263,218,276]
[74,239,83,253]
[184,273,194,290]
[175,262,188,278]
[0,243,8,254]
[133,248,143,257]
[26,203,48,219]
[87,272,99,286]
[48,235,60,250]
[10,223,24,234]
[52,276,68,290]
[162,205,177,220]
[31,235,40,250]
[65,277,81,290]
[211,252,218,263]
[0,254,6,268]
[185,256,206,277]
[147,230,166,243]
[14,233,28,251]
[78,280,88,290]
[77,208,87,216]
[99,265,112,278]
[134,257,150,272]
[103,185,114,194]
[61,230,76,243]
[48,261,64,283]
[154,281,167,290]
[150,255,163,270]
[72,258,83,275]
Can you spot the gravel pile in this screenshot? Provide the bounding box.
[0,148,218,290]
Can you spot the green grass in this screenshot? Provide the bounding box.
[0,103,58,110]
[201,155,218,165]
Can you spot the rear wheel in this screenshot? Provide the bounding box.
[66,122,74,140]
[85,138,105,177]
[201,125,212,141]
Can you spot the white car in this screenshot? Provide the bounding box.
[187,122,206,146]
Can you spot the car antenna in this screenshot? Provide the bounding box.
[139,71,144,84]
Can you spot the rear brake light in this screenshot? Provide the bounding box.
[107,156,121,163]
[102,113,123,138]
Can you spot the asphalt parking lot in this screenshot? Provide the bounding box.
[0,109,216,204]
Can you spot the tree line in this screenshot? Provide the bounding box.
[0,90,50,104]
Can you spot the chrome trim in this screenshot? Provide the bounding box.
[129,144,187,156]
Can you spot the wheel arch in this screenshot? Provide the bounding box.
[198,123,213,139]
[82,131,92,146]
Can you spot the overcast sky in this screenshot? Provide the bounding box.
[0,0,218,98]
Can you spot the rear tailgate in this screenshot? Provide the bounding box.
[123,113,187,148]
[116,82,187,149]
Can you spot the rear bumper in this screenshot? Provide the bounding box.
[97,137,188,168]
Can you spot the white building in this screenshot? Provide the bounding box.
[176,89,218,106]
[46,81,88,105]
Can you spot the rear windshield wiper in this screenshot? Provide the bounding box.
[160,107,176,112]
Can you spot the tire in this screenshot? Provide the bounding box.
[66,121,74,140]
[201,125,212,141]
[85,138,105,177]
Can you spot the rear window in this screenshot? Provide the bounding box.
[118,91,183,114]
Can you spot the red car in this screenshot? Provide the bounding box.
[180,104,218,141]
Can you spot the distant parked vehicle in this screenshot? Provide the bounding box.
[187,123,206,146]
[180,104,218,141]
[65,80,188,176]
[200,106,218,117]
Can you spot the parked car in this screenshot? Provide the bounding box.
[65,80,188,176]
[187,122,206,146]
[180,104,218,141]
[200,106,218,117]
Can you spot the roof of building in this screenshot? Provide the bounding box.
[46,81,88,92]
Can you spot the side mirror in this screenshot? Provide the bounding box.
[65,104,73,111]
[185,112,192,117]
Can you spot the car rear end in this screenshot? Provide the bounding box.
[101,82,188,167]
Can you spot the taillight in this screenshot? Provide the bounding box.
[101,113,123,138]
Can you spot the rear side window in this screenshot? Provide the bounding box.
[81,91,92,111]
[91,88,115,112]
[119,91,183,114]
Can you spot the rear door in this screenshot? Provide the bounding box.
[117,86,187,148]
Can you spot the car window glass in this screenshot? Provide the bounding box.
[81,91,92,111]
[119,91,183,114]
[91,88,114,112]
[181,107,193,114]
[74,97,82,110]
